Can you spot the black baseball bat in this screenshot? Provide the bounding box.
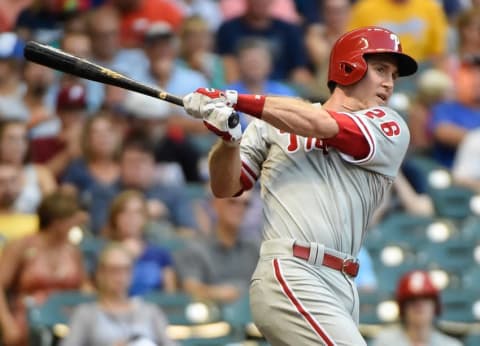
[23,41,239,128]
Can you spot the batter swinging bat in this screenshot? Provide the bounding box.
[23,41,240,128]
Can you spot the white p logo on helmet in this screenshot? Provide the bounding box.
[390,33,400,51]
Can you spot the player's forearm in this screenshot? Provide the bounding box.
[208,140,243,198]
[261,96,339,139]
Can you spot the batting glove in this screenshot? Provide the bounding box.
[202,102,242,146]
[183,88,238,119]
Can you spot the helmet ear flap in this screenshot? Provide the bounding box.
[340,62,354,74]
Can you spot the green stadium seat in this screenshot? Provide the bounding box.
[142,291,234,344]
[430,186,476,220]
[438,288,480,329]
[28,290,96,346]
[464,333,480,346]
[462,267,480,291]
[371,213,435,250]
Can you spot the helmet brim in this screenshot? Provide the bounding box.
[395,52,418,77]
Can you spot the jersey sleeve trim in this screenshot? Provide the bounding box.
[324,111,370,158]
[337,112,377,164]
[239,159,258,190]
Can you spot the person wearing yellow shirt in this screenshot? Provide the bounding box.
[0,163,38,243]
[348,0,448,65]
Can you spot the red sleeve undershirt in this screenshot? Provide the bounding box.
[323,111,370,159]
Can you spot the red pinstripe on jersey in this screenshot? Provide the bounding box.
[240,161,257,190]
[273,259,336,346]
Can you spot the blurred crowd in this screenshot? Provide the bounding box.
[1,0,480,345]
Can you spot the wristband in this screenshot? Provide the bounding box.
[234,94,266,119]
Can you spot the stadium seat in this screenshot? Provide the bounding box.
[402,155,449,194]
[438,288,480,327]
[142,291,233,344]
[371,213,435,250]
[464,333,480,346]
[462,267,480,291]
[28,290,96,346]
[221,293,265,342]
[358,290,397,326]
[429,186,476,221]
[375,262,423,294]
[417,238,476,272]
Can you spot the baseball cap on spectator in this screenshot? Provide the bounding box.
[0,33,25,60]
[122,92,172,120]
[144,21,175,42]
[56,84,87,111]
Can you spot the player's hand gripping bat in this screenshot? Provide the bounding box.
[23,41,240,128]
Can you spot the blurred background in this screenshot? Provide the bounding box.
[1,0,480,345]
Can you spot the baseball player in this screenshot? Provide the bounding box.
[182,27,417,346]
[372,270,462,346]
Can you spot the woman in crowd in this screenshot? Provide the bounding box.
[62,243,176,346]
[61,112,122,221]
[0,120,56,213]
[0,191,90,346]
[103,190,176,295]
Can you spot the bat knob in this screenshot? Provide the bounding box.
[228,111,240,129]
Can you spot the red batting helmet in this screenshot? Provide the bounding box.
[396,270,441,316]
[328,26,418,88]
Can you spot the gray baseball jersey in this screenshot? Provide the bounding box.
[240,106,410,256]
[242,106,410,346]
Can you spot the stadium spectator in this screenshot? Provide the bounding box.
[137,21,210,134]
[0,0,31,32]
[31,82,87,177]
[88,135,198,235]
[0,163,38,241]
[407,69,454,154]
[173,0,222,31]
[0,191,90,346]
[445,8,480,104]
[15,0,91,44]
[84,5,147,111]
[108,0,184,48]
[62,243,176,346]
[304,0,352,102]
[0,33,28,120]
[216,0,312,86]
[429,60,480,168]
[0,120,56,214]
[220,0,302,25]
[19,60,59,138]
[372,270,462,346]
[226,37,298,128]
[452,128,480,192]
[122,92,202,183]
[175,192,259,303]
[61,113,123,216]
[178,15,226,90]
[102,190,176,295]
[370,171,435,226]
[348,0,449,66]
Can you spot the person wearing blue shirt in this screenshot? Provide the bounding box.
[429,100,480,168]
